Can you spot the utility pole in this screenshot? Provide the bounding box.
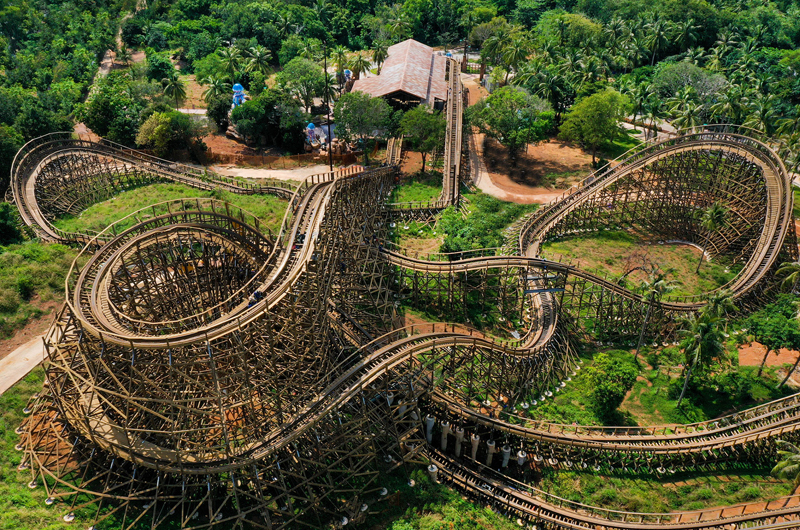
[323,38,334,172]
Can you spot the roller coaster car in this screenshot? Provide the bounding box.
[292,233,306,251]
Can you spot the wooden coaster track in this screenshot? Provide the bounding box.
[8,119,800,527]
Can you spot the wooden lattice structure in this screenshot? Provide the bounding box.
[10,123,800,529]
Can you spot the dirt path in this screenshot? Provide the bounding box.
[211,164,330,182]
[461,74,589,204]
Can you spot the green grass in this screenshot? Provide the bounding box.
[0,369,80,530]
[0,242,83,338]
[364,469,522,530]
[538,468,790,513]
[599,129,642,160]
[52,183,288,236]
[391,172,443,204]
[793,188,800,220]
[542,230,739,297]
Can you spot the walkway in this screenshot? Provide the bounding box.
[0,335,45,395]
[211,164,334,182]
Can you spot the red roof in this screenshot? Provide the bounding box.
[352,39,448,103]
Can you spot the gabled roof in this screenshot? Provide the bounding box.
[352,39,448,103]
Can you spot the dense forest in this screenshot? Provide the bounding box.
[2,0,800,190]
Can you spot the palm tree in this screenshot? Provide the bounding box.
[388,11,411,40]
[118,43,133,67]
[348,53,372,80]
[744,94,777,135]
[630,83,653,131]
[372,41,389,74]
[705,47,726,72]
[675,18,699,52]
[777,106,800,136]
[201,76,231,104]
[710,86,749,124]
[248,45,272,75]
[777,261,800,291]
[643,100,665,140]
[634,271,676,362]
[677,313,724,406]
[332,45,349,87]
[502,38,531,83]
[299,41,319,61]
[162,73,187,108]
[683,47,705,66]
[772,440,800,491]
[671,103,703,131]
[703,289,735,319]
[696,203,728,274]
[321,73,338,106]
[219,47,243,81]
[647,18,672,66]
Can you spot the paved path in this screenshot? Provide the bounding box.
[211,164,333,182]
[0,335,45,396]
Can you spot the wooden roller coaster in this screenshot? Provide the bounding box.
[8,90,800,529]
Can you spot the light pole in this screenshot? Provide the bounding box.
[323,38,334,172]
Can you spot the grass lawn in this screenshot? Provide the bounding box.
[0,243,83,338]
[390,172,443,204]
[538,468,790,513]
[541,230,740,298]
[599,129,642,160]
[52,183,289,236]
[794,188,800,220]
[0,369,80,530]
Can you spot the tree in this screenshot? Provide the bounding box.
[696,202,727,273]
[634,271,676,362]
[558,89,631,164]
[275,57,325,112]
[399,107,446,174]
[231,89,305,151]
[207,96,232,132]
[745,295,800,378]
[0,202,23,245]
[202,77,232,104]
[772,440,800,492]
[348,53,372,80]
[136,111,201,157]
[467,86,553,166]
[219,47,243,81]
[248,45,272,75]
[372,42,389,75]
[585,352,638,419]
[0,125,23,193]
[333,91,392,165]
[677,313,724,406]
[777,261,800,291]
[146,50,174,82]
[332,45,349,86]
[162,74,187,109]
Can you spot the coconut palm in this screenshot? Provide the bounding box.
[703,289,736,319]
[201,76,231,104]
[118,43,133,67]
[626,35,650,69]
[162,73,187,108]
[772,440,800,491]
[332,45,349,87]
[299,41,320,61]
[744,94,777,135]
[630,83,653,131]
[777,261,800,291]
[247,45,272,75]
[677,313,724,406]
[502,38,531,83]
[646,17,672,66]
[388,11,411,40]
[683,47,705,66]
[348,53,372,80]
[372,41,389,74]
[321,73,338,106]
[604,17,627,48]
[710,86,749,124]
[715,28,739,51]
[675,18,699,52]
[634,271,676,362]
[643,99,665,140]
[696,202,728,273]
[219,47,243,81]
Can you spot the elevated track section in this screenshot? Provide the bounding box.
[9,124,800,529]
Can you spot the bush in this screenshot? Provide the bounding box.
[0,203,23,245]
[585,352,638,418]
[146,50,175,82]
[207,96,231,131]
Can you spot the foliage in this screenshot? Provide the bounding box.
[438,193,537,253]
[274,57,325,112]
[772,440,800,492]
[333,91,393,160]
[145,50,175,82]
[559,89,631,163]
[399,107,446,173]
[135,111,202,157]
[584,352,638,418]
[206,96,232,131]
[0,203,23,246]
[468,86,554,165]
[230,89,305,151]
[0,125,23,192]
[744,294,800,376]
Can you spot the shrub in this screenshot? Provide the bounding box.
[585,352,638,418]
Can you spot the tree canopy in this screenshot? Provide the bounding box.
[399,107,447,174]
[559,88,631,163]
[468,86,554,165]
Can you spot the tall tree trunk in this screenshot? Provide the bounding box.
[696,232,709,273]
[758,348,771,377]
[634,298,654,363]
[677,363,694,406]
[421,152,427,174]
[779,354,800,388]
